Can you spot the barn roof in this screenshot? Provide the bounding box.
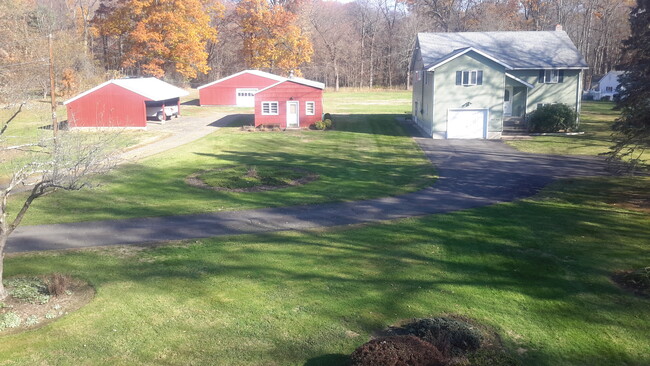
[64,78,189,105]
[416,31,588,70]
[256,78,325,94]
[197,70,287,89]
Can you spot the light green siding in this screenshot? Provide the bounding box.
[411,44,584,138]
[433,53,506,138]
[411,48,435,135]
[511,87,527,117]
[509,69,581,115]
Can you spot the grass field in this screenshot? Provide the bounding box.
[11,112,435,226]
[2,177,648,365]
[3,90,648,365]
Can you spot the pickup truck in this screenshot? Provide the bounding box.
[146,104,179,121]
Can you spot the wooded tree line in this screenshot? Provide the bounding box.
[0,0,634,99]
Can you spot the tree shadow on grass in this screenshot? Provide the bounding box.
[6,181,649,364]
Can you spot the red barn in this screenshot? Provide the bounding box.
[198,70,285,107]
[64,78,189,129]
[254,78,325,129]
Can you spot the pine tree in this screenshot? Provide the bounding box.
[609,0,650,171]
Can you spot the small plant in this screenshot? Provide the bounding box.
[313,120,326,130]
[25,315,40,327]
[245,166,258,178]
[5,277,50,304]
[45,312,57,319]
[349,335,446,366]
[527,103,577,133]
[0,312,22,331]
[324,118,333,129]
[46,273,71,297]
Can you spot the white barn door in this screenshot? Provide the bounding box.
[447,109,487,139]
[235,88,257,107]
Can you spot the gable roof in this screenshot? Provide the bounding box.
[416,31,588,70]
[197,70,286,90]
[64,78,189,105]
[428,47,513,71]
[256,78,325,94]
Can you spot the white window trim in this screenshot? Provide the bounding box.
[462,70,478,86]
[543,70,559,83]
[261,101,279,115]
[305,101,315,115]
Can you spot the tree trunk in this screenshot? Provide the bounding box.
[0,234,7,300]
[406,68,410,91]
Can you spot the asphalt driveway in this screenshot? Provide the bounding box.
[6,128,609,253]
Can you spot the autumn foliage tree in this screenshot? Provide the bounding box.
[236,0,313,76]
[93,0,223,78]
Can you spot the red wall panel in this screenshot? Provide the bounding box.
[66,83,148,128]
[254,81,324,128]
[199,73,281,106]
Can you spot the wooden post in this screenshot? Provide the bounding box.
[48,34,58,137]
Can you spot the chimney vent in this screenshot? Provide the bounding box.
[555,24,563,31]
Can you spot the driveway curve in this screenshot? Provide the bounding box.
[6,125,609,253]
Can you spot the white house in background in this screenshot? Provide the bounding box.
[590,70,624,101]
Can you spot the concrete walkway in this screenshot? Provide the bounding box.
[6,123,609,253]
[119,113,251,162]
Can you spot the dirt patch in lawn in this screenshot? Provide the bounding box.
[1,275,95,335]
[612,268,650,298]
[611,197,650,213]
[186,165,319,192]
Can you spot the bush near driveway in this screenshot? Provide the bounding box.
[527,104,577,133]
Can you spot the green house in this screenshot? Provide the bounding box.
[411,29,588,139]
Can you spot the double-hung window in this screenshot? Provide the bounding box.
[456,70,483,86]
[539,70,564,84]
[261,101,279,115]
[305,102,315,115]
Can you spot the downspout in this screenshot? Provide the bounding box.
[420,68,426,134]
[576,70,582,129]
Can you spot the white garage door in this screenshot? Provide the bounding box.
[447,109,487,139]
[235,88,257,107]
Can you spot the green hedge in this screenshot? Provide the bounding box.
[527,104,577,133]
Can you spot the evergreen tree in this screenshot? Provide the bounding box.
[609,0,650,171]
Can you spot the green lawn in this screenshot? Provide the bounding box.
[13,112,435,225]
[505,101,620,156]
[2,177,648,365]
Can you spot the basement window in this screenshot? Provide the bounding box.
[261,101,279,115]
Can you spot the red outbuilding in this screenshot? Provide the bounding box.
[197,70,286,107]
[254,77,325,129]
[64,78,189,129]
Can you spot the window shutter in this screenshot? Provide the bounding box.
[456,71,462,85]
[477,70,483,85]
[538,70,545,83]
[558,70,565,83]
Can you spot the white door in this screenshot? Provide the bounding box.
[286,101,299,128]
[503,87,513,116]
[235,88,257,107]
[447,109,487,139]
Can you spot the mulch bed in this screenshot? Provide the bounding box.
[185,167,319,193]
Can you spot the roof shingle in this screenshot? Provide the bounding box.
[417,31,588,70]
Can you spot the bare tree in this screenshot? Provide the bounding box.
[0,105,119,300]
